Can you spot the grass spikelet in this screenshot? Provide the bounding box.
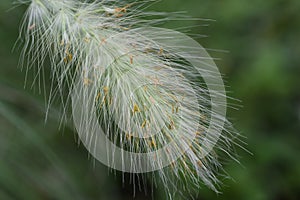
[17,0,243,198]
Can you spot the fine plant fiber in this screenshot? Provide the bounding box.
[16,0,243,198]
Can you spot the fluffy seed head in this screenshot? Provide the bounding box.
[17,0,242,198]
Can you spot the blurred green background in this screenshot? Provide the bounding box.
[0,0,299,199]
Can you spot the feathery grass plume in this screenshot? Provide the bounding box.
[17,0,242,198]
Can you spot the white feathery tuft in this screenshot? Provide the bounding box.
[17,0,243,198]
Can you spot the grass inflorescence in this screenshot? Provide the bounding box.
[17,0,243,199]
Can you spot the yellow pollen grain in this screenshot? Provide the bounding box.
[159,48,164,55]
[130,55,133,64]
[114,4,130,13]
[143,85,148,92]
[125,132,132,140]
[141,120,147,128]
[83,78,92,86]
[95,92,101,101]
[103,86,109,94]
[63,52,73,64]
[151,138,156,148]
[168,120,175,130]
[68,53,73,61]
[197,160,203,168]
[84,37,91,43]
[195,131,202,136]
[133,104,140,113]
